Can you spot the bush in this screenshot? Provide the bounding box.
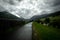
[49,19,60,28]
[44,18,50,24]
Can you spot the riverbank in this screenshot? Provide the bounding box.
[32,22,60,40]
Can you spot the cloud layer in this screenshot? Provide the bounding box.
[0,0,60,19]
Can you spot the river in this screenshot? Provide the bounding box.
[9,22,32,40]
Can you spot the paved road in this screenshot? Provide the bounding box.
[10,22,32,40]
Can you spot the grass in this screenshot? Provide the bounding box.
[32,22,60,40]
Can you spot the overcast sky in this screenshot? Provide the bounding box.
[0,0,60,19]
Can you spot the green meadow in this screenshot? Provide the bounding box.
[32,22,60,40]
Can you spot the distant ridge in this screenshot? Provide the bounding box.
[49,11,60,16]
[29,11,60,22]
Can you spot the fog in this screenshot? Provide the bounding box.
[0,0,60,19]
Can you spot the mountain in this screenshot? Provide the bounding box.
[1,11,60,22]
[0,11,19,19]
[0,11,26,21]
[30,14,49,21]
[29,11,60,22]
[49,11,60,16]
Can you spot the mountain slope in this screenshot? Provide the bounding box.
[0,11,19,19]
[29,11,60,22]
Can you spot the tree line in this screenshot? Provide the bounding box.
[35,15,60,29]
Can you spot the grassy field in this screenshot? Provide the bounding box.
[32,22,60,40]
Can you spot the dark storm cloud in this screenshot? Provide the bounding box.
[9,0,22,5]
[18,0,22,1]
[52,0,60,12]
[0,6,5,12]
[53,0,60,6]
[9,0,15,5]
[0,0,60,19]
[2,0,21,5]
[44,0,60,13]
